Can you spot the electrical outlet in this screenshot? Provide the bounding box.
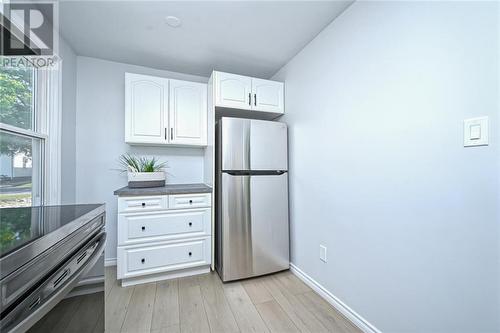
[320,245,327,263]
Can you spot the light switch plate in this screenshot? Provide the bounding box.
[319,245,327,263]
[464,117,488,147]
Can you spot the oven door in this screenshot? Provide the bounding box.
[0,230,106,333]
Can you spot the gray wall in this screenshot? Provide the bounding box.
[59,37,77,204]
[75,56,208,261]
[272,2,499,332]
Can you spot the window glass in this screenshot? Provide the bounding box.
[0,67,35,130]
[0,131,42,208]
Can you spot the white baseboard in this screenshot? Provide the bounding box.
[104,258,117,267]
[121,266,210,287]
[290,263,381,333]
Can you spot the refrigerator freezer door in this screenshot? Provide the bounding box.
[250,119,288,171]
[221,117,250,171]
[220,173,289,281]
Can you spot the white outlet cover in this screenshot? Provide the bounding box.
[464,116,488,147]
[320,245,327,263]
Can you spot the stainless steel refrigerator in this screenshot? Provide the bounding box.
[216,117,289,282]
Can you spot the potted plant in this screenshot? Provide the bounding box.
[119,154,167,188]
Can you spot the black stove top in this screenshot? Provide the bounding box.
[0,204,102,259]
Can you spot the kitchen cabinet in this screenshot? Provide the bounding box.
[125,73,207,146]
[116,192,212,286]
[213,71,284,114]
[214,72,252,109]
[251,78,284,113]
[169,79,207,146]
[125,73,169,144]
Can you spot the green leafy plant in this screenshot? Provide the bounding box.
[118,154,167,173]
[0,67,34,158]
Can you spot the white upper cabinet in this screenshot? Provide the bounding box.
[125,73,207,147]
[169,80,207,146]
[125,73,169,144]
[251,78,284,113]
[213,71,284,115]
[214,72,252,109]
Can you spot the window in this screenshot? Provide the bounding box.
[0,66,46,207]
[0,68,35,130]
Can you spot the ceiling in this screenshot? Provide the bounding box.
[59,1,353,78]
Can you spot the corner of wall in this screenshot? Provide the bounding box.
[59,35,78,204]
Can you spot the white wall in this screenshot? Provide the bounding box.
[59,36,77,204]
[75,56,208,261]
[273,2,499,332]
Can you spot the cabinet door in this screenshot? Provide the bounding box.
[169,80,207,146]
[251,78,284,113]
[125,73,168,144]
[214,72,252,109]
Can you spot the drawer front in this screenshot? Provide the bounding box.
[169,193,211,209]
[118,238,210,278]
[118,209,211,245]
[118,196,167,213]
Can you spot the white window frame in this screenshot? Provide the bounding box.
[37,65,62,205]
[0,64,61,206]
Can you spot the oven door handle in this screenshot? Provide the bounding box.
[9,231,106,333]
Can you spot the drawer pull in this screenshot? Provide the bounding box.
[189,200,193,204]
[141,258,145,264]
[188,252,192,256]
[188,222,192,227]
[141,202,146,207]
[141,226,145,231]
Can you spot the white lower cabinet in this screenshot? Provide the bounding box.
[117,193,211,286]
[168,193,211,209]
[118,208,211,245]
[118,237,210,279]
[117,195,168,213]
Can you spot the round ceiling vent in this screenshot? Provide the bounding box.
[165,16,181,28]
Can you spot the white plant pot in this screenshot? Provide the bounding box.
[127,171,165,188]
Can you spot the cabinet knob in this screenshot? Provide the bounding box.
[189,200,193,204]
[141,258,145,263]
[188,252,192,256]
[141,202,146,207]
[141,226,145,231]
[188,222,192,227]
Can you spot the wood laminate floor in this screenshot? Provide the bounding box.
[105,267,361,333]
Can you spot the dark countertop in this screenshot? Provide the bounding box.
[0,204,105,258]
[0,204,105,279]
[113,183,212,196]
